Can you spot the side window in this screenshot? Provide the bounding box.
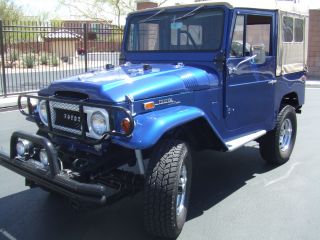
[230,14,272,57]
[230,15,244,57]
[283,16,293,42]
[294,18,304,42]
[246,15,272,56]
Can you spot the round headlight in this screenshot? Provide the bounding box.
[16,139,33,157]
[38,100,48,125]
[91,111,107,135]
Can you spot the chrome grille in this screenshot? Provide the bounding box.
[49,101,82,135]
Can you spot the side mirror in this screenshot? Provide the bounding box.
[250,45,266,64]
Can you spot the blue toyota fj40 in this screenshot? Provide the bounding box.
[0,1,308,238]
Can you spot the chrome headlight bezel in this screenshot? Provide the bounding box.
[38,100,48,126]
[84,107,110,138]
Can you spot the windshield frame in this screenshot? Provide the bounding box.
[124,6,226,53]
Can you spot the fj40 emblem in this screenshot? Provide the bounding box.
[144,98,179,110]
[157,98,175,105]
[156,98,180,106]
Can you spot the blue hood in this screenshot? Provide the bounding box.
[43,63,218,102]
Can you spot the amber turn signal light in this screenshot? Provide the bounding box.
[121,118,132,134]
[143,101,155,110]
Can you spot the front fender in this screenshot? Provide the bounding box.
[112,106,220,149]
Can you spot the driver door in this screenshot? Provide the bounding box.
[225,12,276,131]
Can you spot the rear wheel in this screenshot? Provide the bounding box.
[144,139,192,239]
[259,105,297,165]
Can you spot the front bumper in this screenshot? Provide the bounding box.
[0,131,117,205]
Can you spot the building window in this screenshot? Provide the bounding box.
[294,18,304,42]
[283,16,293,42]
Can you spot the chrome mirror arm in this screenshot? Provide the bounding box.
[228,55,257,75]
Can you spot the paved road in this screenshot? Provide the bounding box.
[0,89,320,240]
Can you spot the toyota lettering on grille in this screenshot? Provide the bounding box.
[63,113,81,123]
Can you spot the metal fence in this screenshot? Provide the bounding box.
[0,20,124,96]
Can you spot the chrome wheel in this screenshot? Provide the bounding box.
[279,118,293,152]
[176,164,187,216]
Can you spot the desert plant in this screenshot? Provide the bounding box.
[23,55,35,68]
[40,54,49,65]
[51,56,60,67]
[9,51,19,62]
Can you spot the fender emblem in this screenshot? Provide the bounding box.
[157,98,174,105]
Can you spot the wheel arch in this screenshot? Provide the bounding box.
[279,91,301,111]
[159,117,227,152]
[280,92,300,109]
[112,106,227,151]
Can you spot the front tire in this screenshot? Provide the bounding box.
[259,105,297,165]
[144,139,192,239]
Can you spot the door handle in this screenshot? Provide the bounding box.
[268,79,277,85]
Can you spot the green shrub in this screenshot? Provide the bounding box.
[9,51,19,62]
[40,54,49,65]
[51,56,59,67]
[23,55,35,68]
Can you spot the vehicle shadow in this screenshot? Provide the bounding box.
[0,144,275,240]
[188,144,275,221]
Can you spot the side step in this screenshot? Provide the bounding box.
[225,130,266,152]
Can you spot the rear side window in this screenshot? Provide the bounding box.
[294,18,304,42]
[283,16,293,42]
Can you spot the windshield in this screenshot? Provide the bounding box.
[126,8,224,52]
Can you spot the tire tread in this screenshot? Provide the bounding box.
[259,105,297,165]
[144,139,190,238]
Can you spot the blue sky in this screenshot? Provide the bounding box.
[13,0,320,21]
[14,0,68,18]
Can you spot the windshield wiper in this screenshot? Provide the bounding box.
[139,9,166,23]
[173,5,205,21]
